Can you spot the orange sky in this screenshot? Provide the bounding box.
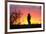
[10,5,41,24]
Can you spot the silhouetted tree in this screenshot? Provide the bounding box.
[10,9,23,25]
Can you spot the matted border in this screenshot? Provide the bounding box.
[5,1,45,34]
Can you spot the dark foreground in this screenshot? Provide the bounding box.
[10,24,41,29]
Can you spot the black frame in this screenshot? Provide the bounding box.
[5,0,45,34]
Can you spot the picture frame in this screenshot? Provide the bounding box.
[5,0,45,34]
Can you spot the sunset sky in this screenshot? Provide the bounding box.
[10,5,41,24]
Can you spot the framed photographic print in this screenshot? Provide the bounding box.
[5,1,45,33]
